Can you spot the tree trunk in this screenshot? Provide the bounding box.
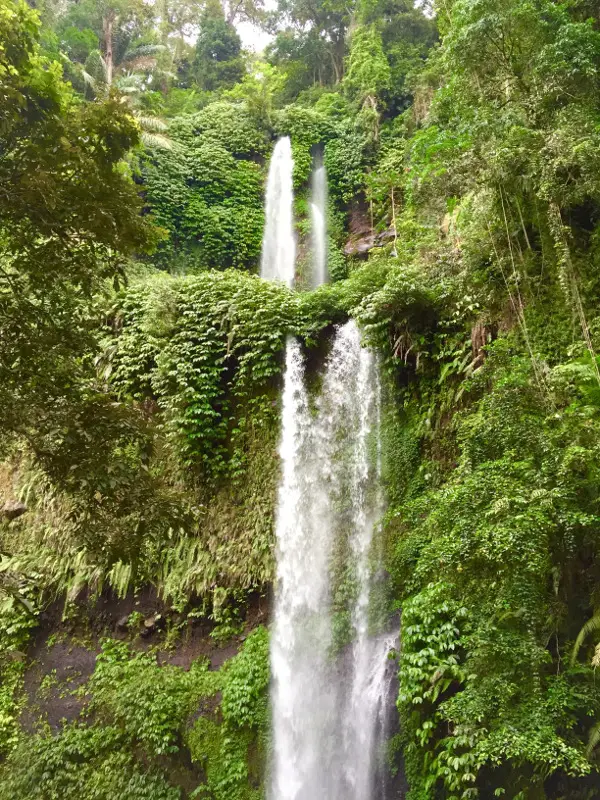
[333,33,346,83]
[330,47,340,84]
[103,11,114,86]
[391,187,398,256]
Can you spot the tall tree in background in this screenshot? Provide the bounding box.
[57,0,150,81]
[220,0,264,25]
[157,0,204,59]
[192,0,244,90]
[344,23,391,129]
[267,0,434,101]
[273,0,351,83]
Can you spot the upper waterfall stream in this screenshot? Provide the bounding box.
[260,136,296,286]
[310,163,328,287]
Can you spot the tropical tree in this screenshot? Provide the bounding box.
[192,0,244,91]
[0,0,158,476]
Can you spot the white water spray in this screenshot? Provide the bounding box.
[261,137,296,286]
[328,323,396,800]
[310,164,328,287]
[269,338,339,800]
[270,321,397,800]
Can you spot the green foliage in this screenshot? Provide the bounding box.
[387,339,600,796]
[344,24,391,108]
[354,10,600,790]
[221,626,269,729]
[0,630,269,800]
[88,639,219,755]
[60,25,99,61]
[274,105,334,186]
[0,0,156,430]
[142,102,268,271]
[15,0,600,797]
[192,0,244,91]
[109,271,294,480]
[0,599,36,756]
[183,101,270,156]
[324,121,368,205]
[266,29,338,102]
[0,725,181,800]
[187,627,269,800]
[0,0,179,607]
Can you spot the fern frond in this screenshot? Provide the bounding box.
[108,560,133,599]
[571,613,600,666]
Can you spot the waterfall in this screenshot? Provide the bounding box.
[270,321,397,800]
[337,331,394,800]
[310,163,328,287]
[269,337,338,800]
[262,137,396,799]
[261,137,296,286]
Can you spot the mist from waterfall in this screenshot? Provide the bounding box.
[310,162,328,287]
[261,137,296,286]
[269,322,396,800]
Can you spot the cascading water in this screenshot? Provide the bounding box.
[261,137,296,286]
[262,137,396,800]
[335,327,396,800]
[269,337,339,800]
[310,163,328,287]
[270,321,397,800]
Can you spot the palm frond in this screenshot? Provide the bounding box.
[571,613,600,666]
[141,131,173,150]
[122,56,161,74]
[80,69,98,90]
[83,48,107,83]
[137,115,168,132]
[587,722,600,758]
[115,72,145,90]
[122,44,167,63]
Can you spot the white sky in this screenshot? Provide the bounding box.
[237,20,275,53]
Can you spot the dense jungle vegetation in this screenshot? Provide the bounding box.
[3,0,600,796]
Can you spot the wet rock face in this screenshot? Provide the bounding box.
[344,233,376,256]
[2,499,27,520]
[115,615,130,632]
[343,229,396,258]
[141,613,164,637]
[343,197,396,258]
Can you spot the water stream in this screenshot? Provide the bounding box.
[310,163,328,287]
[261,136,296,286]
[263,139,397,800]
